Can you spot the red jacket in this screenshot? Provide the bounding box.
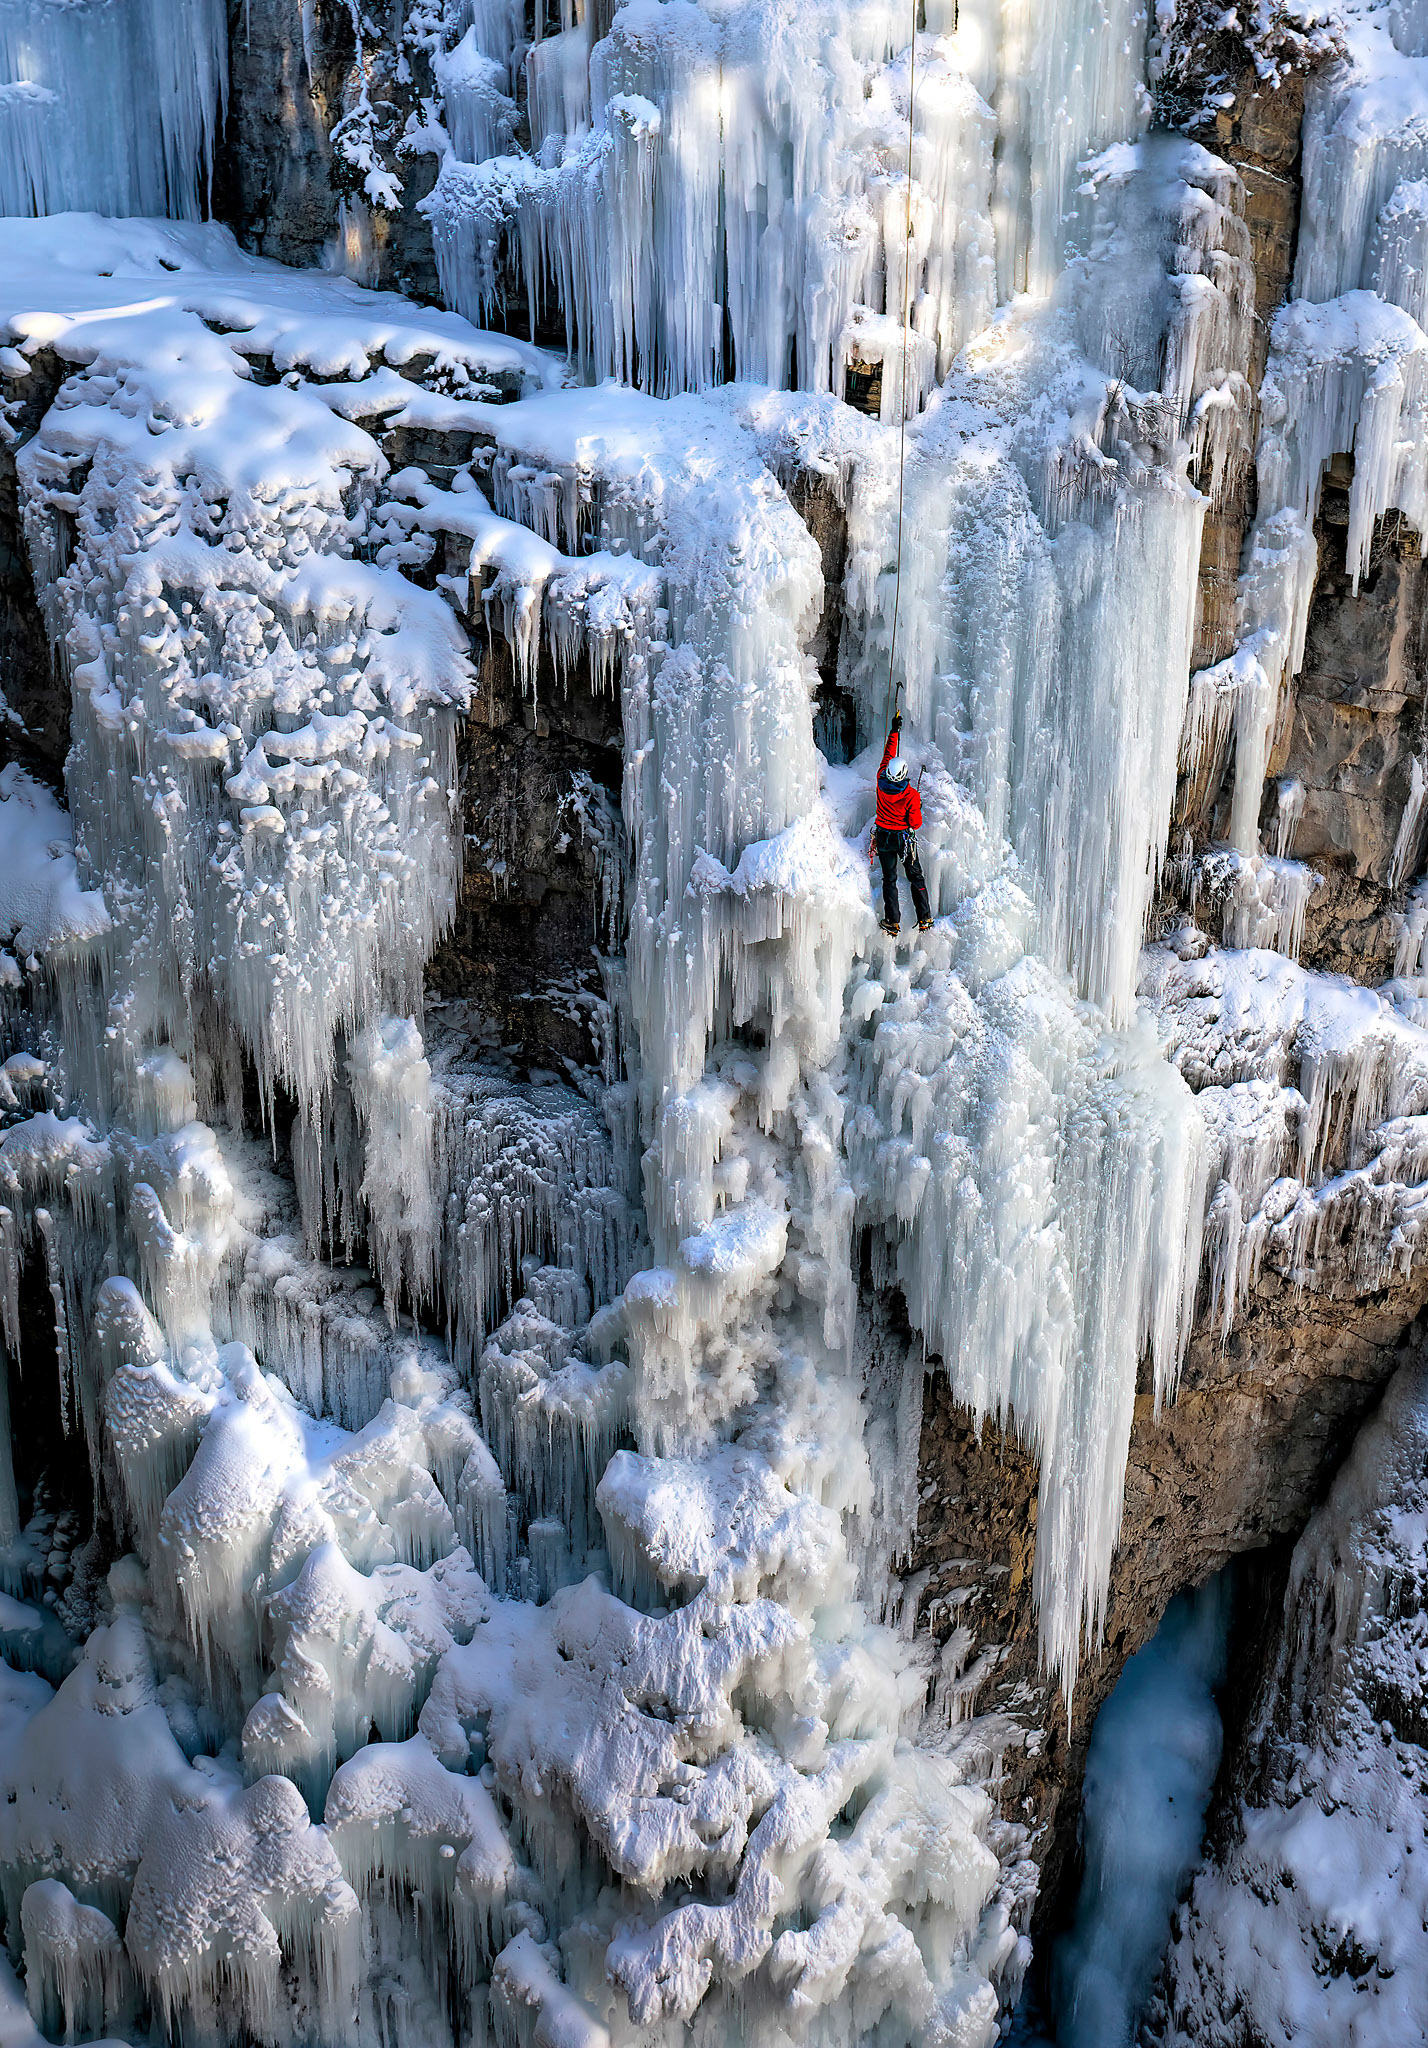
[876,726,921,832]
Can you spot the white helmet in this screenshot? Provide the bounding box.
[885,756,910,786]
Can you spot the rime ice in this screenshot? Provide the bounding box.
[3,3,1428,2047]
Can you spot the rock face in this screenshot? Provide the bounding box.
[0,347,67,782]
[1277,492,1428,977]
[427,634,624,1070]
[1179,484,1428,980]
[218,0,442,298]
[914,1257,1428,1919]
[1179,48,1309,670]
[1145,1351,1428,2048]
[218,0,351,270]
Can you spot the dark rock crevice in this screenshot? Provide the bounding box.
[0,346,70,784]
[913,1270,1428,1942]
[426,625,625,1073]
[216,0,355,272]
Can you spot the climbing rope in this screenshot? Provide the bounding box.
[885,0,918,719]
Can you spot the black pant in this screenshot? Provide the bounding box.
[876,828,930,929]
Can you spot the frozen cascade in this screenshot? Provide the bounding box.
[9,243,483,1138]
[0,0,227,219]
[5,4,1428,2047]
[426,0,1154,403]
[824,145,1234,1679]
[955,0,1155,302]
[427,3,1000,401]
[0,220,1035,2047]
[1295,0,1428,308]
[1182,0,1428,948]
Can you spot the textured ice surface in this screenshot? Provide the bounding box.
[4,3,1428,2045]
[0,215,1036,2047]
[0,768,110,961]
[1149,1357,1428,2048]
[0,0,226,220]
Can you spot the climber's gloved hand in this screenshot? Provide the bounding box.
[891,711,902,735]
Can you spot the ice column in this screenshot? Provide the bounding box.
[955,0,1153,299]
[1200,0,1428,913]
[838,199,1211,1683]
[0,0,227,218]
[428,3,1000,401]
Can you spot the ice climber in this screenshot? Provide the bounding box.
[872,711,933,936]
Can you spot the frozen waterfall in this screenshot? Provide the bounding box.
[0,0,227,220]
[1,4,1428,2048]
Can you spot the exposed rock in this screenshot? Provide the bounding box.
[914,1265,1428,1936]
[426,626,624,1073]
[1163,39,1428,986]
[218,0,443,299]
[1179,45,1313,668]
[785,469,855,758]
[217,0,354,271]
[1176,489,1428,980]
[0,346,68,781]
[1274,491,1428,976]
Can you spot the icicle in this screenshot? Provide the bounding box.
[1143,935,1428,1328]
[1370,178,1428,326]
[1256,294,1428,593]
[21,1881,136,2045]
[429,7,999,401]
[1295,17,1428,309]
[0,0,227,218]
[956,0,1152,299]
[347,1017,438,1319]
[3,35,1359,2040]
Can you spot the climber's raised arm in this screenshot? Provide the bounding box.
[879,710,902,776]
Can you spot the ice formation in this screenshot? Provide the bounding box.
[0,211,1041,2046]
[1153,0,1428,1358]
[2,1,1428,2046]
[1148,1358,1428,2048]
[1178,0,1428,934]
[424,0,1159,397]
[0,0,226,220]
[1141,933,1428,1334]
